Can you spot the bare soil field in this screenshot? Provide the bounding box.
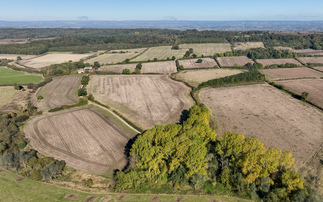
[232,42,265,50]
[36,76,81,111]
[294,49,323,56]
[132,46,187,62]
[260,67,323,80]
[141,61,177,73]
[98,64,136,74]
[173,69,245,87]
[0,38,28,44]
[312,66,323,72]
[200,84,323,167]
[257,58,302,66]
[277,79,323,109]
[86,48,146,65]
[87,75,193,129]
[217,56,254,67]
[299,57,323,64]
[0,86,17,107]
[0,54,36,60]
[179,43,231,57]
[25,106,137,174]
[18,53,93,69]
[178,58,218,69]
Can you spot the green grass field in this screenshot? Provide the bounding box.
[0,86,17,107]
[0,67,43,85]
[0,170,250,202]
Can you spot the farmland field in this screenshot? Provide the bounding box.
[257,58,302,66]
[200,84,323,167]
[25,106,137,174]
[132,46,187,61]
[0,88,30,113]
[178,58,218,69]
[0,38,28,44]
[276,79,323,109]
[232,42,265,50]
[98,64,136,73]
[141,61,177,73]
[312,66,323,72]
[260,67,323,80]
[0,86,17,107]
[0,66,43,84]
[217,56,254,67]
[36,75,81,111]
[0,54,36,60]
[18,53,93,69]
[179,43,231,57]
[86,48,146,65]
[299,57,323,64]
[294,49,323,55]
[88,75,192,129]
[173,69,245,87]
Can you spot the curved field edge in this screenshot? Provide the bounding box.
[0,170,250,202]
[24,106,137,174]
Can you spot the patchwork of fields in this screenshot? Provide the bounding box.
[178,58,218,69]
[0,66,43,84]
[36,75,81,111]
[217,56,253,67]
[179,43,231,56]
[88,75,192,129]
[25,106,137,174]
[200,84,323,167]
[260,67,323,80]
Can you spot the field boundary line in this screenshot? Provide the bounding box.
[89,101,141,134]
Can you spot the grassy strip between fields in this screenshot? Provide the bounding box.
[0,170,250,202]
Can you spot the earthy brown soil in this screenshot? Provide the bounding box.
[64,193,79,199]
[15,177,24,182]
[260,67,323,80]
[299,57,323,64]
[200,84,323,167]
[141,61,177,74]
[101,195,112,202]
[232,42,265,50]
[178,58,218,69]
[84,196,97,202]
[217,56,254,67]
[25,106,137,174]
[257,58,302,66]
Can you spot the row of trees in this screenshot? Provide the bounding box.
[115,105,311,201]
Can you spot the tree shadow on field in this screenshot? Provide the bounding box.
[179,109,189,124]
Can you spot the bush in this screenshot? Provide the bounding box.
[37,95,43,100]
[88,93,94,101]
[81,75,90,85]
[178,65,184,71]
[122,68,131,74]
[301,92,309,101]
[196,59,203,63]
[77,88,87,96]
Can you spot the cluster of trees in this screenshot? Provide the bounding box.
[81,75,89,85]
[199,66,265,88]
[115,105,311,201]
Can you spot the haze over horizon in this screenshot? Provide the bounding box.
[1,0,323,21]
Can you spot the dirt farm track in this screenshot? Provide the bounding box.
[25,106,137,174]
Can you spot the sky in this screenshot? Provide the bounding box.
[1,0,323,21]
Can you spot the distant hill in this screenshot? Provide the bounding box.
[1,20,323,31]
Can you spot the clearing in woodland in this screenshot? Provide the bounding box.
[178,58,218,69]
[132,46,187,62]
[0,86,17,107]
[85,48,146,65]
[173,69,245,88]
[179,43,231,57]
[276,79,323,109]
[200,84,323,167]
[141,61,177,74]
[18,53,93,69]
[35,75,81,111]
[216,56,254,67]
[25,106,137,174]
[257,58,302,66]
[232,42,265,50]
[260,67,323,80]
[87,75,193,129]
[0,66,43,84]
[299,57,323,64]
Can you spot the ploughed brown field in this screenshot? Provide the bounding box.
[0,54,36,60]
[232,42,265,50]
[98,64,136,73]
[25,106,137,174]
[178,58,218,69]
[312,66,323,72]
[179,43,231,57]
[257,58,302,66]
[260,67,323,80]
[36,76,81,111]
[173,69,245,88]
[277,79,323,109]
[217,56,254,67]
[299,57,323,64]
[87,75,193,129]
[141,61,177,74]
[294,49,323,56]
[200,84,323,167]
[18,53,93,69]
